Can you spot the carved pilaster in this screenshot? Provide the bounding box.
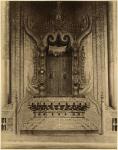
[72,42,79,96]
[31,49,39,89]
[38,46,46,96]
[79,46,86,89]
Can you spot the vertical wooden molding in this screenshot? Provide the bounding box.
[10,2,21,134]
[92,2,98,99]
[16,2,21,102]
[95,2,104,101]
[20,3,24,98]
[107,1,117,109]
[11,2,16,105]
[1,1,10,106]
[13,93,17,134]
[99,92,104,134]
[102,2,109,107]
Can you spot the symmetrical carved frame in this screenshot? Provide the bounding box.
[24,15,92,97]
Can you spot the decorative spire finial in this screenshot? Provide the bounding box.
[56,1,62,20]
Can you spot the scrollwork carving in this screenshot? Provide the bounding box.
[47,33,70,47]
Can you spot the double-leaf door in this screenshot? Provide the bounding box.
[47,53,72,97]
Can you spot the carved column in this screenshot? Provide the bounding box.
[79,46,86,90]
[31,49,39,88]
[72,43,79,96]
[38,46,46,96]
[107,1,117,109]
[1,1,10,107]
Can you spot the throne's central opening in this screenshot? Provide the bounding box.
[46,46,72,97]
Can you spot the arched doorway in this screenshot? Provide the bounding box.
[46,33,72,97]
[46,48,72,97]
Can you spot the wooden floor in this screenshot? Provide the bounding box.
[2,131,117,149]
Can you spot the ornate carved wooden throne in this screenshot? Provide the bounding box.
[9,2,104,133]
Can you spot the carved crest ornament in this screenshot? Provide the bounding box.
[24,1,92,97]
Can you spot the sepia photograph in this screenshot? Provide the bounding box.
[0,0,117,149]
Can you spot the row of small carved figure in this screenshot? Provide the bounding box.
[28,102,90,112]
[32,111,85,118]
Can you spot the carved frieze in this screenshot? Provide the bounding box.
[28,100,90,118]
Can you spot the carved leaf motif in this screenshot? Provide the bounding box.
[24,17,42,48]
[77,15,92,47]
